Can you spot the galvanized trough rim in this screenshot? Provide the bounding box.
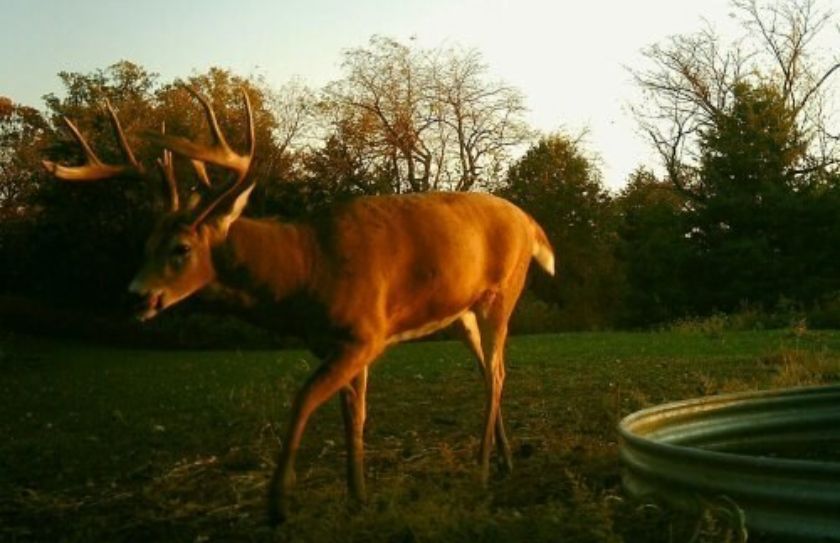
[618,384,840,540]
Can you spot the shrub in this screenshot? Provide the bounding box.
[509,291,566,335]
[807,292,840,329]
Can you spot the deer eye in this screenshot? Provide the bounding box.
[171,243,191,258]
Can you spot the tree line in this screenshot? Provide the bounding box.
[1,0,839,339]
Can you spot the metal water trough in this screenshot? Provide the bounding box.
[619,385,840,540]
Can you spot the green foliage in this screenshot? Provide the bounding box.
[681,83,840,313]
[625,0,840,327]
[501,133,623,329]
[615,168,690,325]
[508,291,566,335]
[664,299,815,337]
[3,39,840,334]
[0,97,51,294]
[0,98,49,214]
[699,83,805,194]
[688,83,806,310]
[808,292,840,329]
[20,63,159,309]
[1,62,296,312]
[0,54,536,326]
[617,80,840,327]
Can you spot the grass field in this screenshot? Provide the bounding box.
[2,329,839,542]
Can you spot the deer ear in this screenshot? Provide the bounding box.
[202,183,255,237]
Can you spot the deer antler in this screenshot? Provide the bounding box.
[43,100,145,181]
[155,122,179,211]
[104,99,142,171]
[190,160,212,188]
[146,87,254,179]
[145,86,255,229]
[152,120,214,212]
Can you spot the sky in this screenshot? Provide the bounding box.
[1,0,740,189]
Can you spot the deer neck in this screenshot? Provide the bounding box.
[209,217,317,307]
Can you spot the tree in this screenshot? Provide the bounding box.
[432,46,532,191]
[29,62,162,308]
[0,97,49,216]
[691,81,840,309]
[154,68,297,217]
[501,133,621,329]
[630,0,840,315]
[631,0,839,196]
[25,63,296,310]
[41,60,162,217]
[0,97,51,300]
[324,37,432,193]
[323,36,530,193]
[616,168,691,325]
[268,78,319,159]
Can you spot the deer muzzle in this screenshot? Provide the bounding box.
[128,280,165,321]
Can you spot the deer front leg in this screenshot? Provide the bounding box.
[267,342,381,526]
[340,366,369,504]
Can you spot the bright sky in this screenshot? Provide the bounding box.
[1,0,739,189]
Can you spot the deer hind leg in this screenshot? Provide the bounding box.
[457,311,513,475]
[268,341,381,526]
[467,296,513,486]
[340,366,369,504]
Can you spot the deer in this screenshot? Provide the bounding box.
[43,88,555,525]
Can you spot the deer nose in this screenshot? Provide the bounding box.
[127,277,155,311]
[126,288,149,313]
[128,277,145,295]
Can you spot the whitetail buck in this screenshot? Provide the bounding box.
[43,88,555,524]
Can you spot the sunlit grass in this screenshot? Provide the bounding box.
[2,330,839,542]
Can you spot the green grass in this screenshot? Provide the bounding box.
[2,330,839,542]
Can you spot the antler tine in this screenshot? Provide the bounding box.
[42,115,134,181]
[104,99,142,171]
[139,86,255,228]
[192,86,253,151]
[155,121,179,212]
[190,160,212,188]
[144,86,251,177]
[156,150,179,212]
[187,88,256,229]
[62,116,103,166]
[241,87,255,163]
[184,86,229,151]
